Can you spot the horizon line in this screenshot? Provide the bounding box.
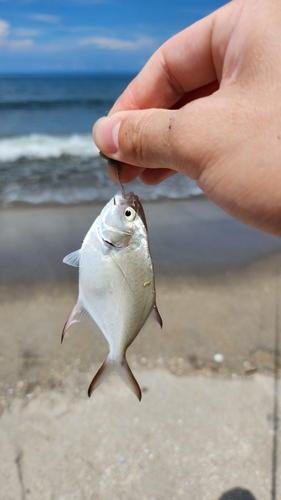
[0,70,137,76]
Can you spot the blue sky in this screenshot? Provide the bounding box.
[0,0,226,73]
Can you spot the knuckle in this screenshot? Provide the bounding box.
[120,112,151,165]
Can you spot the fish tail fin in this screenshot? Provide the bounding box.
[88,355,142,401]
[116,357,142,401]
[87,358,114,397]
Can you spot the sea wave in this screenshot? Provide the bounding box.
[0,134,99,163]
[0,133,203,206]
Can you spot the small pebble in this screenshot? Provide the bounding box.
[214,353,224,363]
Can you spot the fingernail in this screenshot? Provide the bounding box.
[93,117,120,154]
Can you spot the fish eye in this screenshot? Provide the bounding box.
[123,207,136,221]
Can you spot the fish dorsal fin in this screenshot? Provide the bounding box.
[61,300,93,342]
[139,305,163,334]
[63,250,81,267]
[150,306,163,328]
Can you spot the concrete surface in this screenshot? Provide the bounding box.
[0,371,278,500]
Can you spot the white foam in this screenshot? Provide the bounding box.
[0,134,99,162]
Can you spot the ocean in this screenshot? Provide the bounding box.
[0,74,201,206]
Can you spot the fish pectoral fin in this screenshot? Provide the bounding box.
[88,356,142,401]
[150,306,163,328]
[63,250,81,267]
[61,301,92,342]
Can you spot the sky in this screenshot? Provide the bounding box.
[0,0,226,74]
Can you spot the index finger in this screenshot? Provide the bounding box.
[109,10,218,114]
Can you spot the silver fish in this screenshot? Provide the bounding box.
[62,190,162,400]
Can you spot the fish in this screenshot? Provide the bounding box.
[62,190,162,400]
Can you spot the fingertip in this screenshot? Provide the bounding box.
[93,116,120,154]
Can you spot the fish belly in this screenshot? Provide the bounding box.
[78,230,154,357]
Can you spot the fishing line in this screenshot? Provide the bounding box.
[99,151,125,197]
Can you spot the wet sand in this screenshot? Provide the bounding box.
[1,195,281,396]
[0,196,281,499]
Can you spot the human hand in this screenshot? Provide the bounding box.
[93,0,281,236]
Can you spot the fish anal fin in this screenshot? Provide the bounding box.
[88,355,142,401]
[61,301,92,343]
[63,250,81,267]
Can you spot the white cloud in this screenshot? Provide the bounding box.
[14,28,42,37]
[7,39,34,50]
[0,37,34,50]
[79,35,154,51]
[0,19,34,51]
[0,19,9,38]
[31,14,60,24]
[0,18,38,51]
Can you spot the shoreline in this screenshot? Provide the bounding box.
[0,192,206,210]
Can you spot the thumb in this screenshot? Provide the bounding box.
[92,102,221,180]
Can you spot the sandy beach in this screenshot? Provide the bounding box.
[0,196,280,500]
